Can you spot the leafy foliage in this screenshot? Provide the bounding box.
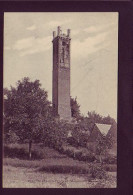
[90,163,107,179]
[4,131,20,144]
[72,127,90,147]
[88,111,117,125]
[88,111,103,124]
[57,145,96,163]
[3,77,117,162]
[96,134,114,163]
[43,119,74,149]
[70,97,81,120]
[70,117,94,147]
[3,77,51,158]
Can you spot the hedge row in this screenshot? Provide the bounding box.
[57,145,96,162]
[55,144,117,165]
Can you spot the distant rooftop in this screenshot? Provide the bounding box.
[95,123,111,136]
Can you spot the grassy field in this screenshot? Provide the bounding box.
[3,143,117,188]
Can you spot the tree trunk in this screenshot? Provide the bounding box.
[99,155,102,164]
[29,140,32,160]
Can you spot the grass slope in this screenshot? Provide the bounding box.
[3,143,117,188]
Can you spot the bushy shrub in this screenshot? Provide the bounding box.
[82,152,95,162]
[43,119,74,150]
[87,142,96,153]
[4,131,20,144]
[56,145,65,153]
[74,151,82,160]
[90,164,107,179]
[39,165,89,174]
[67,137,78,147]
[95,136,114,163]
[59,145,96,163]
[71,124,90,147]
[104,155,117,164]
[65,149,74,158]
[104,164,117,172]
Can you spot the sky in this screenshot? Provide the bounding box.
[4,12,118,119]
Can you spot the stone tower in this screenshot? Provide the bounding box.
[52,26,71,121]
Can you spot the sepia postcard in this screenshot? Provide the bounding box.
[3,12,118,188]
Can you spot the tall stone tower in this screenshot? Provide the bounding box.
[52,26,71,121]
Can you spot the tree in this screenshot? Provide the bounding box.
[4,77,51,159]
[87,111,103,124]
[70,97,81,120]
[88,111,116,125]
[96,134,114,163]
[43,118,73,149]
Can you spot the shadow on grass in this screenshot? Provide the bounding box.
[104,164,117,172]
[38,165,90,174]
[48,155,67,159]
[4,145,44,160]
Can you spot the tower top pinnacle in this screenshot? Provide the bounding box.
[53,26,71,39]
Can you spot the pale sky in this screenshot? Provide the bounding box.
[4,12,118,119]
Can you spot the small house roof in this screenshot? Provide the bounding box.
[95,123,111,136]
